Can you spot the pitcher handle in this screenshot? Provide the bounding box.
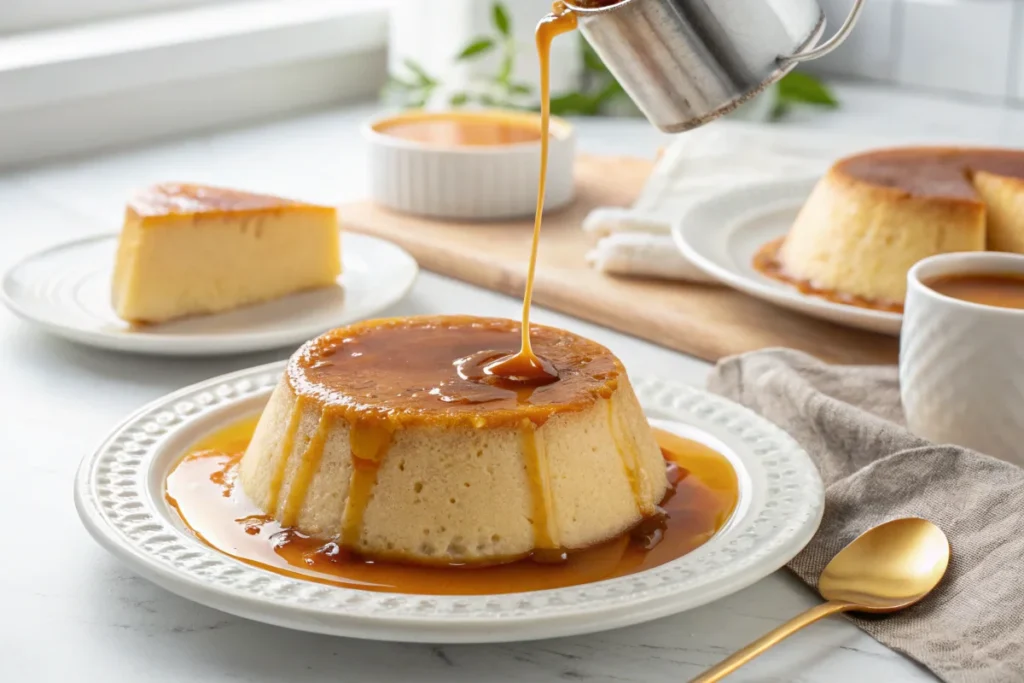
[778,0,865,66]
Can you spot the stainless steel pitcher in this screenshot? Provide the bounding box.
[566,0,865,132]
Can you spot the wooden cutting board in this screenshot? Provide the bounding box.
[343,155,898,365]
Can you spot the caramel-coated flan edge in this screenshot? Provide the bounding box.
[127,182,336,219]
[285,315,623,429]
[835,146,1024,203]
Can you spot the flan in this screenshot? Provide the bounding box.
[774,148,1024,306]
[973,170,1024,254]
[112,183,341,324]
[238,315,668,565]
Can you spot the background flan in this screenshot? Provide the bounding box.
[775,148,1024,306]
[973,170,1024,254]
[112,183,341,324]
[239,315,668,565]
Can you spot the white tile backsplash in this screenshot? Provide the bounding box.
[895,0,1014,98]
[812,0,898,81]
[806,0,1024,103]
[1012,1,1024,99]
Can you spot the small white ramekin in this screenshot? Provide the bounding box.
[364,110,576,220]
[901,252,1024,466]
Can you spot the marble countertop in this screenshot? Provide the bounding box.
[4,81,1014,682]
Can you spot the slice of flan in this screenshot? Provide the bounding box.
[112,183,341,324]
[774,148,1024,306]
[973,170,1024,254]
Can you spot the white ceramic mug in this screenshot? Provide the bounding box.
[900,252,1024,467]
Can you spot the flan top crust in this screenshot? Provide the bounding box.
[127,183,332,219]
[838,147,1024,201]
[288,315,622,428]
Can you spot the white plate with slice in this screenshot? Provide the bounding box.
[672,177,903,336]
[74,362,823,644]
[1,232,418,356]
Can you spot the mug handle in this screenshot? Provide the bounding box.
[778,0,866,66]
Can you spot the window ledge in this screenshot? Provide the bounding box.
[0,0,390,168]
[0,0,390,112]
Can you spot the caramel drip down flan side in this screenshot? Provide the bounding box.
[238,316,668,565]
[128,183,308,216]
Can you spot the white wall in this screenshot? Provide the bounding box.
[0,0,239,34]
[808,0,1024,102]
[388,0,583,104]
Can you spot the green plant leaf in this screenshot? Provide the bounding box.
[508,82,533,95]
[498,52,514,84]
[549,92,601,116]
[456,38,495,61]
[777,71,838,107]
[403,58,437,86]
[492,2,511,36]
[449,92,470,107]
[771,100,790,120]
[384,75,417,91]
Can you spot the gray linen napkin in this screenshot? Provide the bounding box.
[708,349,1024,683]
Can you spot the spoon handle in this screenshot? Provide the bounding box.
[689,601,851,682]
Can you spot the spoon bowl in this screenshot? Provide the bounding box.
[819,517,950,612]
[692,517,950,682]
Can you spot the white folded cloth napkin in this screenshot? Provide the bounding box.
[583,122,869,282]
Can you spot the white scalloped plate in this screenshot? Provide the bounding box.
[74,362,823,643]
[672,177,903,336]
[2,233,418,356]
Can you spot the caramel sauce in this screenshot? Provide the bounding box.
[520,419,558,550]
[265,398,303,515]
[607,398,654,517]
[926,272,1024,310]
[838,147,1024,201]
[165,419,739,596]
[482,5,578,385]
[569,0,622,7]
[128,182,327,217]
[752,237,905,313]
[280,411,331,528]
[375,114,545,147]
[289,316,619,428]
[341,422,393,546]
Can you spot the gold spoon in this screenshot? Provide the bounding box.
[691,517,950,683]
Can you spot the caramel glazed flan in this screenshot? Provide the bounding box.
[239,315,668,565]
[769,147,1024,307]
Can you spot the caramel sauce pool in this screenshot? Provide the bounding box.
[753,237,905,313]
[927,272,1024,309]
[375,116,544,147]
[166,419,739,596]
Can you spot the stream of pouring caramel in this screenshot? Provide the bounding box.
[481,4,578,384]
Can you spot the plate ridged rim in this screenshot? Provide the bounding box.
[74,361,823,642]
